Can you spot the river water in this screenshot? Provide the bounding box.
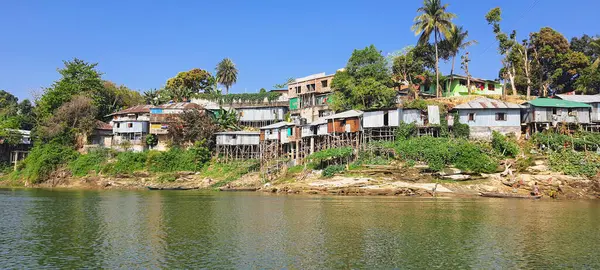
[1,188,599,269]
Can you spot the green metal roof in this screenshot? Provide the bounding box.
[527,98,592,108]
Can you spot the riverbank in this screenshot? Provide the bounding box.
[2,159,599,200]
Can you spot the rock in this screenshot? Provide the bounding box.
[263,183,272,187]
[442,174,470,181]
[479,185,498,192]
[527,165,549,173]
[440,168,462,176]
[534,160,546,166]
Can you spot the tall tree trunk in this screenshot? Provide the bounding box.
[435,32,440,98]
[509,66,517,96]
[226,86,229,95]
[523,49,531,100]
[449,55,456,96]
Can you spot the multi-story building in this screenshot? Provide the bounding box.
[109,105,152,152]
[149,102,201,151]
[288,73,335,123]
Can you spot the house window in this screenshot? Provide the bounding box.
[552,108,557,115]
[496,112,507,121]
[568,108,576,117]
[459,80,467,86]
[295,86,301,94]
[321,80,328,87]
[488,83,495,90]
[232,135,237,140]
[468,113,475,121]
[116,123,120,128]
[383,111,389,126]
[127,123,133,128]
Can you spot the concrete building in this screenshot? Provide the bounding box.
[452,97,522,140]
[288,73,335,123]
[108,105,153,152]
[522,98,591,132]
[149,102,202,151]
[421,75,503,97]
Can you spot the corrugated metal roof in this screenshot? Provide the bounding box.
[95,120,113,130]
[107,105,153,116]
[556,94,600,103]
[527,98,592,108]
[453,97,522,110]
[324,110,363,120]
[259,121,295,130]
[215,131,260,135]
[309,118,327,126]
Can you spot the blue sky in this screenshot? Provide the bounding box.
[1,0,599,100]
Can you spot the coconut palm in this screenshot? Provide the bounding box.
[216,58,238,95]
[412,0,456,98]
[445,26,478,95]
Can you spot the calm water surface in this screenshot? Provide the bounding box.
[1,188,599,269]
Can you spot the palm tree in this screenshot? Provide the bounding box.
[446,26,478,95]
[216,58,238,95]
[412,0,456,98]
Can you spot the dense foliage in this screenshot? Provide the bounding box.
[376,136,498,173]
[308,147,354,164]
[330,45,397,111]
[548,150,600,177]
[533,131,600,152]
[16,143,78,183]
[322,165,346,177]
[491,131,519,157]
[195,92,282,104]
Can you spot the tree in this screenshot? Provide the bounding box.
[412,0,456,98]
[143,89,162,105]
[216,58,238,95]
[392,46,427,99]
[102,81,144,116]
[166,68,213,94]
[486,7,519,96]
[38,95,98,145]
[529,27,589,95]
[330,45,396,111]
[213,107,241,131]
[443,26,477,95]
[273,78,295,89]
[259,88,267,94]
[35,58,104,119]
[168,109,219,149]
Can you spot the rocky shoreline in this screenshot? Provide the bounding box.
[2,160,599,200]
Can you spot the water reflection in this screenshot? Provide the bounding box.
[1,189,599,269]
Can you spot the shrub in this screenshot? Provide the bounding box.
[322,165,346,177]
[102,151,147,175]
[157,173,177,183]
[68,149,110,177]
[308,147,353,168]
[390,137,498,173]
[146,148,195,172]
[491,131,520,157]
[395,122,417,141]
[534,131,600,152]
[548,150,600,177]
[17,143,78,183]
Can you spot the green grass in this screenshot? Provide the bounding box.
[201,160,260,188]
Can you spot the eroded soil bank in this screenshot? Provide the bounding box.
[2,159,599,200]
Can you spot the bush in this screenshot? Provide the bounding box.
[102,151,147,175]
[548,150,600,177]
[308,147,353,168]
[389,137,498,173]
[492,131,519,157]
[69,149,110,177]
[322,165,346,177]
[396,122,417,140]
[157,173,177,183]
[534,131,600,152]
[146,148,195,172]
[17,143,78,183]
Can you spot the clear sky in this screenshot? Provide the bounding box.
[1,0,599,100]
